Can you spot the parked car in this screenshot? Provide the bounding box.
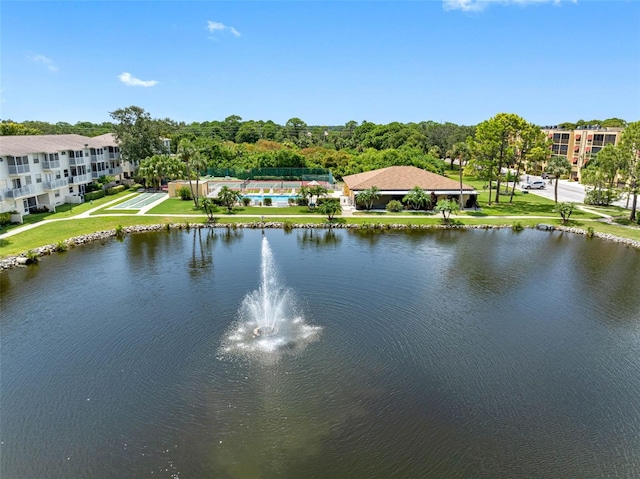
[522,180,546,190]
[541,172,555,179]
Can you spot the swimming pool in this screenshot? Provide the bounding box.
[243,194,297,204]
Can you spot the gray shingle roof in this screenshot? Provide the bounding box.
[0,133,119,156]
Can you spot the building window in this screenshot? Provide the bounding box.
[36,174,42,183]
[69,187,74,193]
[560,133,570,144]
[64,169,69,178]
[25,175,33,185]
[593,134,604,146]
[33,156,40,163]
[48,153,59,161]
[604,134,616,145]
[553,133,561,142]
[55,192,60,198]
[60,151,66,155]
[559,145,568,155]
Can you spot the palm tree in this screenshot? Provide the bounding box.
[402,186,429,210]
[450,142,471,208]
[177,139,199,207]
[217,185,242,213]
[190,150,207,208]
[355,186,380,210]
[316,199,342,222]
[546,155,572,203]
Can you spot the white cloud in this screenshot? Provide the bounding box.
[443,0,576,12]
[118,72,159,87]
[31,54,59,72]
[207,20,241,37]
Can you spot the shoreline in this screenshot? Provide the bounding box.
[2,222,639,271]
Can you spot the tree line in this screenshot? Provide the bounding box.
[2,109,637,221]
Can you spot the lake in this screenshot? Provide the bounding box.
[2,228,640,478]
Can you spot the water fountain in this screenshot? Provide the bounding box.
[220,236,321,356]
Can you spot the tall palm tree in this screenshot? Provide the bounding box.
[177,139,199,207]
[546,155,572,203]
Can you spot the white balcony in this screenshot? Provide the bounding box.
[109,152,121,159]
[43,178,69,190]
[42,160,61,170]
[69,157,86,166]
[108,167,123,175]
[5,185,35,198]
[8,165,30,175]
[70,173,92,184]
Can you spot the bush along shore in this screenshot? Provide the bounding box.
[1,222,639,270]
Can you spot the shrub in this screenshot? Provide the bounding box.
[25,250,39,264]
[242,197,252,207]
[84,190,105,201]
[54,240,68,252]
[296,197,309,207]
[106,185,126,196]
[584,188,618,206]
[386,200,403,213]
[288,198,296,206]
[0,212,11,226]
[586,226,595,238]
[85,182,101,193]
[512,221,524,232]
[283,220,294,232]
[263,197,273,206]
[177,186,193,201]
[129,183,143,192]
[114,225,125,240]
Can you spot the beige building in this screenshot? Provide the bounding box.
[541,126,624,181]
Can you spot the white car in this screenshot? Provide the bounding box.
[522,180,546,190]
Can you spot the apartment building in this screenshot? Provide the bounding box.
[541,126,624,181]
[0,133,123,214]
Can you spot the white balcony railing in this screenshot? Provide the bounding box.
[70,173,93,184]
[8,165,30,175]
[69,157,86,166]
[42,160,61,170]
[43,178,69,190]
[5,185,35,198]
[108,167,123,175]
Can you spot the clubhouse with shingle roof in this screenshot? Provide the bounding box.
[342,166,477,209]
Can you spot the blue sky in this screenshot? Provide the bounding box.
[1,1,639,127]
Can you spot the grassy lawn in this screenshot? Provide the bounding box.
[0,191,136,234]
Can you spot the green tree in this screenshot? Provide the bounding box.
[176,138,208,207]
[619,121,640,221]
[355,186,380,210]
[217,185,242,212]
[0,121,42,136]
[199,197,218,222]
[402,186,430,210]
[138,155,184,189]
[316,198,342,221]
[554,202,575,224]
[546,155,572,203]
[581,145,621,206]
[110,106,164,167]
[435,199,460,222]
[469,113,524,205]
[509,123,548,203]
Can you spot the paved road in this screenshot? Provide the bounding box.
[521,176,630,209]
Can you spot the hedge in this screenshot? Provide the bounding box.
[84,190,105,201]
[106,185,126,196]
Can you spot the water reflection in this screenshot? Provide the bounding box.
[188,228,216,277]
[296,228,342,248]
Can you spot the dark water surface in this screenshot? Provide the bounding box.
[2,228,640,478]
